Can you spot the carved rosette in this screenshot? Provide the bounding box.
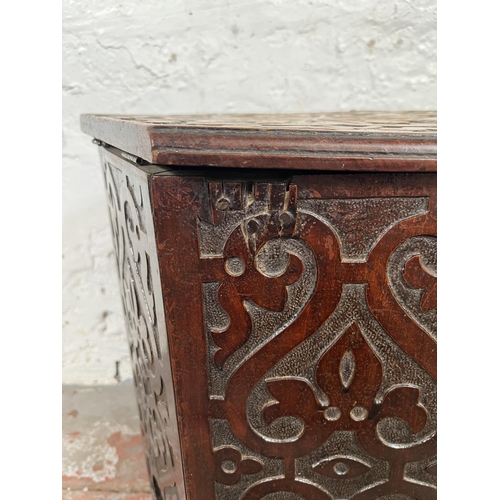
[100,149,186,500]
[199,182,437,499]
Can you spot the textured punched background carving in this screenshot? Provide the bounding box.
[194,178,437,499]
[100,149,186,500]
[64,0,436,386]
[87,169,440,499]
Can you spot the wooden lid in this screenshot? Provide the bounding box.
[81,111,436,172]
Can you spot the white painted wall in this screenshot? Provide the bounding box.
[62,0,436,385]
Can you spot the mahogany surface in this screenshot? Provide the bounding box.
[81,112,436,172]
[84,113,437,500]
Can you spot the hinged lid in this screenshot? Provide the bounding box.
[81,111,436,172]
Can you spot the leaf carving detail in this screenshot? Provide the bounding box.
[339,350,356,389]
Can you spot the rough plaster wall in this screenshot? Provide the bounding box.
[62,0,436,385]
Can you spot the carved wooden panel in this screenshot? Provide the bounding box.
[151,171,437,500]
[99,148,186,500]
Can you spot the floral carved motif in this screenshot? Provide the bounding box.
[199,182,437,500]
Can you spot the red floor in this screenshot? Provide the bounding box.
[62,384,152,500]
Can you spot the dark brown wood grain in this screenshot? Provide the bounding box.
[150,170,437,500]
[81,112,436,172]
[86,113,437,500]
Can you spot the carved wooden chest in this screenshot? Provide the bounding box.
[81,112,437,500]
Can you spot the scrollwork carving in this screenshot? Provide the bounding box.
[198,186,437,499]
[203,237,317,400]
[246,284,436,449]
[298,198,428,263]
[211,419,284,500]
[387,236,437,341]
[100,150,185,499]
[404,456,437,490]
